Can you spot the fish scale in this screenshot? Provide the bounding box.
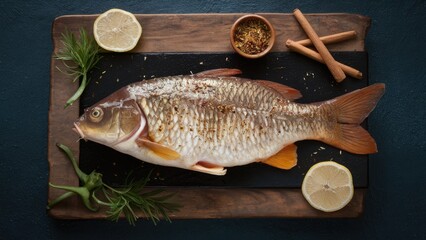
[74,69,384,175]
[133,76,318,167]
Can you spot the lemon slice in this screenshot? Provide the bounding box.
[93,8,142,52]
[302,161,354,212]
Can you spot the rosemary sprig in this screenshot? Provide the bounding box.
[94,175,181,225]
[48,144,181,225]
[55,28,101,108]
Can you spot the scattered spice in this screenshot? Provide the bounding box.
[234,19,271,55]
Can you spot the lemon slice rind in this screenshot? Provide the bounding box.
[93,8,142,52]
[302,161,354,212]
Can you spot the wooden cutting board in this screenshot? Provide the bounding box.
[48,13,371,219]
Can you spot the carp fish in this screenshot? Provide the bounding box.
[73,68,385,175]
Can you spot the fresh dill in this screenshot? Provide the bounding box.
[48,143,181,225]
[55,28,101,108]
[93,175,180,225]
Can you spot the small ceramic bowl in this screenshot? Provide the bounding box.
[230,14,276,59]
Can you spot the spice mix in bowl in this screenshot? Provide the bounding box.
[230,14,276,59]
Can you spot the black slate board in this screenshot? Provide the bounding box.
[79,52,369,188]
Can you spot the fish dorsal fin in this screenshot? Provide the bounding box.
[136,137,181,160]
[261,143,298,170]
[194,68,242,77]
[256,80,302,100]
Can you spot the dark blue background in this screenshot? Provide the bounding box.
[1,1,425,239]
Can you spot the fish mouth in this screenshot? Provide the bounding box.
[73,122,86,140]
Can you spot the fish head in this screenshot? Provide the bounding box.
[73,90,145,146]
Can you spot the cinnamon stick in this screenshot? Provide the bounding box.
[293,9,346,81]
[286,39,363,80]
[296,30,357,46]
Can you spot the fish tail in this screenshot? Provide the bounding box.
[322,83,385,154]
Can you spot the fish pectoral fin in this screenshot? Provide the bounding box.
[256,80,302,100]
[261,143,298,170]
[194,68,242,77]
[136,138,181,160]
[191,161,227,175]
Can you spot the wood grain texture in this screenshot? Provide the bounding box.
[52,13,370,53]
[48,13,370,219]
[49,188,365,219]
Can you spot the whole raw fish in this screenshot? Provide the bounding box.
[73,69,385,175]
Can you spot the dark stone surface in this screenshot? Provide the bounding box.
[1,0,425,239]
[78,52,368,188]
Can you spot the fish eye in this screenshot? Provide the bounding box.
[90,107,104,122]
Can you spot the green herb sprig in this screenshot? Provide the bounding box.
[93,174,179,225]
[47,144,181,225]
[55,28,101,108]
